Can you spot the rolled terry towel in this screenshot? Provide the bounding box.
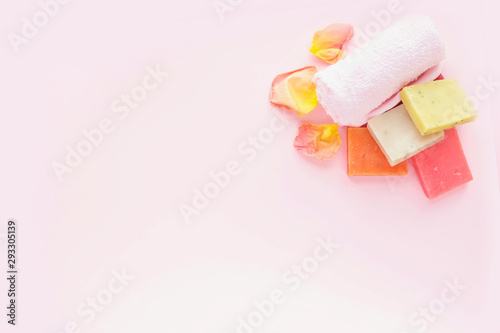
[313,15,446,127]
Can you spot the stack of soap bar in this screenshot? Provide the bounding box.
[400,78,478,135]
[347,127,408,176]
[367,105,445,166]
[412,127,473,199]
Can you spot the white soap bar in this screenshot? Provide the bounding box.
[367,105,445,166]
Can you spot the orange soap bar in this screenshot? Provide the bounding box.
[412,127,473,199]
[347,127,408,176]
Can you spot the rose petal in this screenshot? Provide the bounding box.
[310,23,354,64]
[294,124,342,161]
[270,66,318,116]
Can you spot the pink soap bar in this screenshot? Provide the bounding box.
[412,128,473,199]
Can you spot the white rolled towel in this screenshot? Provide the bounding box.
[313,14,447,127]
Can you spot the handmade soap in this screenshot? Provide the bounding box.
[367,105,445,166]
[347,127,408,176]
[400,78,478,135]
[412,127,473,199]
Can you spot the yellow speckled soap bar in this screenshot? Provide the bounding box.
[400,78,478,135]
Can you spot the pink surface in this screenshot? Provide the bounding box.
[0,0,499,332]
[412,128,473,199]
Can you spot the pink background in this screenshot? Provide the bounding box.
[1,0,499,332]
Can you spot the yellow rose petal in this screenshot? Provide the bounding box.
[311,23,354,64]
[270,66,318,116]
[294,124,342,161]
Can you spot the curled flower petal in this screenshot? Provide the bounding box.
[270,66,318,116]
[310,23,354,64]
[294,124,342,161]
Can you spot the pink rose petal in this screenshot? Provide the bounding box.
[311,23,354,64]
[294,124,342,161]
[270,66,319,116]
